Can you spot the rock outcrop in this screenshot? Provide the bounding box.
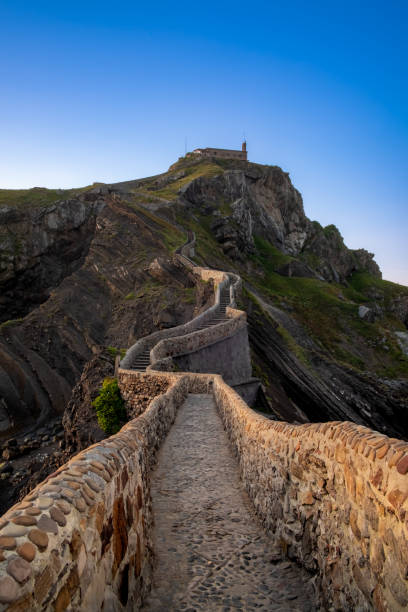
[0,192,105,323]
[179,164,380,283]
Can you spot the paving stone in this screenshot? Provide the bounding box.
[143,394,315,611]
[37,515,59,535]
[74,498,86,512]
[0,575,19,603]
[28,529,49,551]
[37,497,53,510]
[63,480,81,490]
[61,488,76,499]
[0,536,16,549]
[0,524,28,538]
[84,476,102,492]
[17,542,36,562]
[397,455,408,475]
[25,508,41,516]
[12,515,37,526]
[7,557,31,583]
[55,500,72,515]
[50,507,67,526]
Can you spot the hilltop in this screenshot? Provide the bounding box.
[0,155,407,510]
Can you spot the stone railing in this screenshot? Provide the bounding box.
[211,375,408,611]
[120,268,229,369]
[0,372,189,610]
[150,308,246,364]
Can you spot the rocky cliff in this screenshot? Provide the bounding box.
[0,189,212,511]
[120,155,407,435]
[0,155,407,511]
[177,161,381,282]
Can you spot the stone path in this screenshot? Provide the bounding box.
[142,394,315,611]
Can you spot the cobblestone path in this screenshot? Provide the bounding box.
[143,394,316,611]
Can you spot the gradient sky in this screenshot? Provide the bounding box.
[1,1,407,285]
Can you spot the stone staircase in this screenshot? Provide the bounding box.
[129,284,232,372]
[131,350,151,372]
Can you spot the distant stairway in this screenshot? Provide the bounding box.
[130,281,233,372]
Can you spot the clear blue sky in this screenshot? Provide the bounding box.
[1,1,407,285]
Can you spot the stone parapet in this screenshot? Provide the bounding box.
[0,373,189,610]
[150,309,246,363]
[211,375,408,611]
[121,232,238,371]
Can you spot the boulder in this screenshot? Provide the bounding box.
[395,332,408,357]
[276,261,318,279]
[358,306,376,322]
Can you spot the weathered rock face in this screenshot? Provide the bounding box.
[245,292,408,440]
[0,196,206,441]
[391,294,408,328]
[181,166,308,258]
[301,223,381,283]
[0,193,105,322]
[62,349,114,453]
[180,164,380,283]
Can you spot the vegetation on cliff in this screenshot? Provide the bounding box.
[92,377,126,434]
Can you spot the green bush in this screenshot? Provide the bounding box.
[92,378,126,435]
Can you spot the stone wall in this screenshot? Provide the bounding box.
[150,309,246,363]
[120,268,229,370]
[212,375,408,611]
[0,373,188,611]
[171,327,252,387]
[2,367,408,611]
[121,230,244,373]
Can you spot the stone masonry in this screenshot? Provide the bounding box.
[0,232,408,610]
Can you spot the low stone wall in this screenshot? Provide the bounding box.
[212,376,408,611]
[0,373,188,611]
[150,309,246,363]
[171,327,252,387]
[120,268,229,370]
[120,374,170,419]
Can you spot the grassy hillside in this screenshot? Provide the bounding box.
[248,236,408,377]
[0,183,102,209]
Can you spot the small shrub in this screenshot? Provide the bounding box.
[92,378,126,435]
[0,318,23,330]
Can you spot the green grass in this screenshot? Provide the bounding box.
[346,271,408,303]
[128,202,184,253]
[107,347,127,358]
[131,161,223,201]
[0,182,104,209]
[251,235,293,271]
[0,318,23,330]
[246,236,408,377]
